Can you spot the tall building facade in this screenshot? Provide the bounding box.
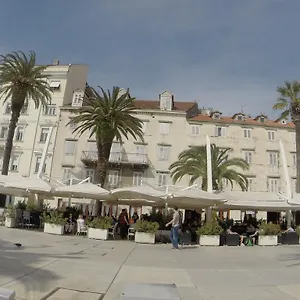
[51,89,296,198]
[0,63,89,182]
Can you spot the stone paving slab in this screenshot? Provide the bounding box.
[2,227,300,299]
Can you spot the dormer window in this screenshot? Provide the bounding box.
[281,119,287,125]
[255,114,267,123]
[159,91,173,111]
[212,112,222,119]
[72,90,84,107]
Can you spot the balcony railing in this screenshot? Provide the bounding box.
[82,151,149,165]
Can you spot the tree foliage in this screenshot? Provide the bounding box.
[169,144,249,191]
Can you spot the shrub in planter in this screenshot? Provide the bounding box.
[196,220,223,246]
[4,204,16,228]
[87,217,112,240]
[258,222,280,246]
[135,220,159,244]
[42,211,67,235]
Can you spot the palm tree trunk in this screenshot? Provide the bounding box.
[96,141,113,187]
[295,121,300,193]
[2,109,21,175]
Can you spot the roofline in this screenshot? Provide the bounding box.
[188,118,295,130]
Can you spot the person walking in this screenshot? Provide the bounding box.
[166,206,180,250]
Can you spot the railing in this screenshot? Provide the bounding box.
[82,151,149,165]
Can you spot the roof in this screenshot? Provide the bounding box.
[190,114,295,129]
[133,100,196,112]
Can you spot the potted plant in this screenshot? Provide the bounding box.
[196,220,223,246]
[135,220,159,244]
[87,217,112,240]
[258,222,280,246]
[4,204,16,228]
[42,211,67,235]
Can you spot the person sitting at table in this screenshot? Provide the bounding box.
[284,226,295,233]
[226,226,244,245]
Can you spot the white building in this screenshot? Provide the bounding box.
[0,62,89,205]
[49,89,297,219]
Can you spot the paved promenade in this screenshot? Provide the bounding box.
[1,227,300,299]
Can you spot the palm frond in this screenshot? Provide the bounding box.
[169,144,248,191]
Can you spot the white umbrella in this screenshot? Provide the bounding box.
[167,188,226,209]
[4,177,54,194]
[54,182,114,201]
[111,185,166,205]
[217,191,300,211]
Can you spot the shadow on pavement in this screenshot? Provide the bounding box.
[0,237,84,298]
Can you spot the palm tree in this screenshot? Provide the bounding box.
[169,144,249,191]
[0,51,52,175]
[70,86,144,187]
[273,80,300,192]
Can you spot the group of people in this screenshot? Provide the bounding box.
[115,208,140,239]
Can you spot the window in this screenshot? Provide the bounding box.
[292,153,297,168]
[62,168,73,180]
[50,81,61,91]
[191,125,200,136]
[222,178,229,189]
[72,92,83,106]
[109,142,121,161]
[108,171,119,187]
[159,122,170,135]
[136,145,146,162]
[43,104,56,115]
[15,126,24,141]
[0,126,8,139]
[243,151,253,164]
[158,173,168,187]
[243,128,251,139]
[158,146,170,161]
[215,126,226,137]
[160,95,172,111]
[268,178,279,192]
[142,121,148,134]
[269,152,279,166]
[10,155,19,171]
[86,169,95,183]
[133,172,143,186]
[4,103,11,114]
[68,120,77,131]
[247,177,254,192]
[20,103,28,114]
[34,156,46,173]
[212,113,221,119]
[237,115,244,121]
[267,131,275,140]
[40,127,49,142]
[64,140,76,155]
[87,141,97,151]
[259,116,266,123]
[291,132,296,144]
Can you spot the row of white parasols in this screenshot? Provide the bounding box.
[1,174,300,211]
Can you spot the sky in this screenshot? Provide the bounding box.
[0,0,299,118]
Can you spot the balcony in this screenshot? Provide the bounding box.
[82,151,149,168]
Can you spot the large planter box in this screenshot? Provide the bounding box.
[258,235,278,246]
[88,228,108,240]
[5,218,16,228]
[44,223,64,235]
[199,235,220,246]
[135,232,155,244]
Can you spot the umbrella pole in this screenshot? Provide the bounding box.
[205,135,213,222]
